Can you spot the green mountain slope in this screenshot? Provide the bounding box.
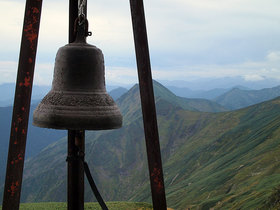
[1,82,280,209]
[214,85,280,110]
[160,98,280,209]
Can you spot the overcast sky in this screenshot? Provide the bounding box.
[0,0,280,86]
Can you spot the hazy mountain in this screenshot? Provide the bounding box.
[108,87,128,100]
[159,76,280,90]
[2,81,280,209]
[0,83,51,107]
[214,85,280,110]
[166,85,251,100]
[0,105,66,187]
[166,86,228,99]
[0,84,127,107]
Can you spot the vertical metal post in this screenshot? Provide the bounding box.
[69,0,78,43]
[67,130,85,210]
[129,0,167,209]
[68,1,85,210]
[2,0,43,209]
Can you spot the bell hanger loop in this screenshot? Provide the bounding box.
[74,16,88,43]
[74,0,92,43]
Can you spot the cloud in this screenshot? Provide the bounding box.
[0,61,17,84]
[266,51,280,62]
[1,0,280,86]
[243,74,265,81]
[105,66,138,85]
[33,63,54,86]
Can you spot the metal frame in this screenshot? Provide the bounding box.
[2,0,167,209]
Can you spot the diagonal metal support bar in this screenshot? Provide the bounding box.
[2,0,43,209]
[129,0,167,209]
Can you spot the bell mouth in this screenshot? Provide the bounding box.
[33,90,122,130]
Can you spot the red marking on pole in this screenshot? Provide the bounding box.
[17,117,23,123]
[151,167,164,192]
[8,181,19,196]
[24,24,37,40]
[10,153,23,165]
[15,127,18,132]
[21,107,25,111]
[24,20,38,50]
[22,129,25,134]
[14,141,18,145]
[23,76,31,87]
[32,7,39,14]
[18,154,23,161]
[28,58,32,63]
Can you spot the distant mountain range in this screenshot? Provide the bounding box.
[0,84,50,107]
[2,80,280,111]
[0,84,128,107]
[165,85,280,110]
[1,80,280,209]
[108,87,128,100]
[159,76,280,90]
[166,85,250,100]
[214,85,280,110]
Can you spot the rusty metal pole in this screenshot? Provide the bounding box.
[2,0,43,209]
[129,0,167,209]
[68,1,85,210]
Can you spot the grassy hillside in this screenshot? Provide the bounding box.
[214,85,280,110]
[160,97,280,209]
[0,202,153,210]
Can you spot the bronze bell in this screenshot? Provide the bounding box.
[33,19,122,130]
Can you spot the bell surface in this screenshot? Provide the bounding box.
[33,31,122,130]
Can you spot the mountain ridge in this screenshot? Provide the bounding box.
[214,85,280,110]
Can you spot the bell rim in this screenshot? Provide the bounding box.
[33,108,123,130]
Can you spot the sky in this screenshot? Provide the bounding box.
[0,0,280,87]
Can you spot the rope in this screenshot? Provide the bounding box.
[83,161,109,210]
[66,155,109,210]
